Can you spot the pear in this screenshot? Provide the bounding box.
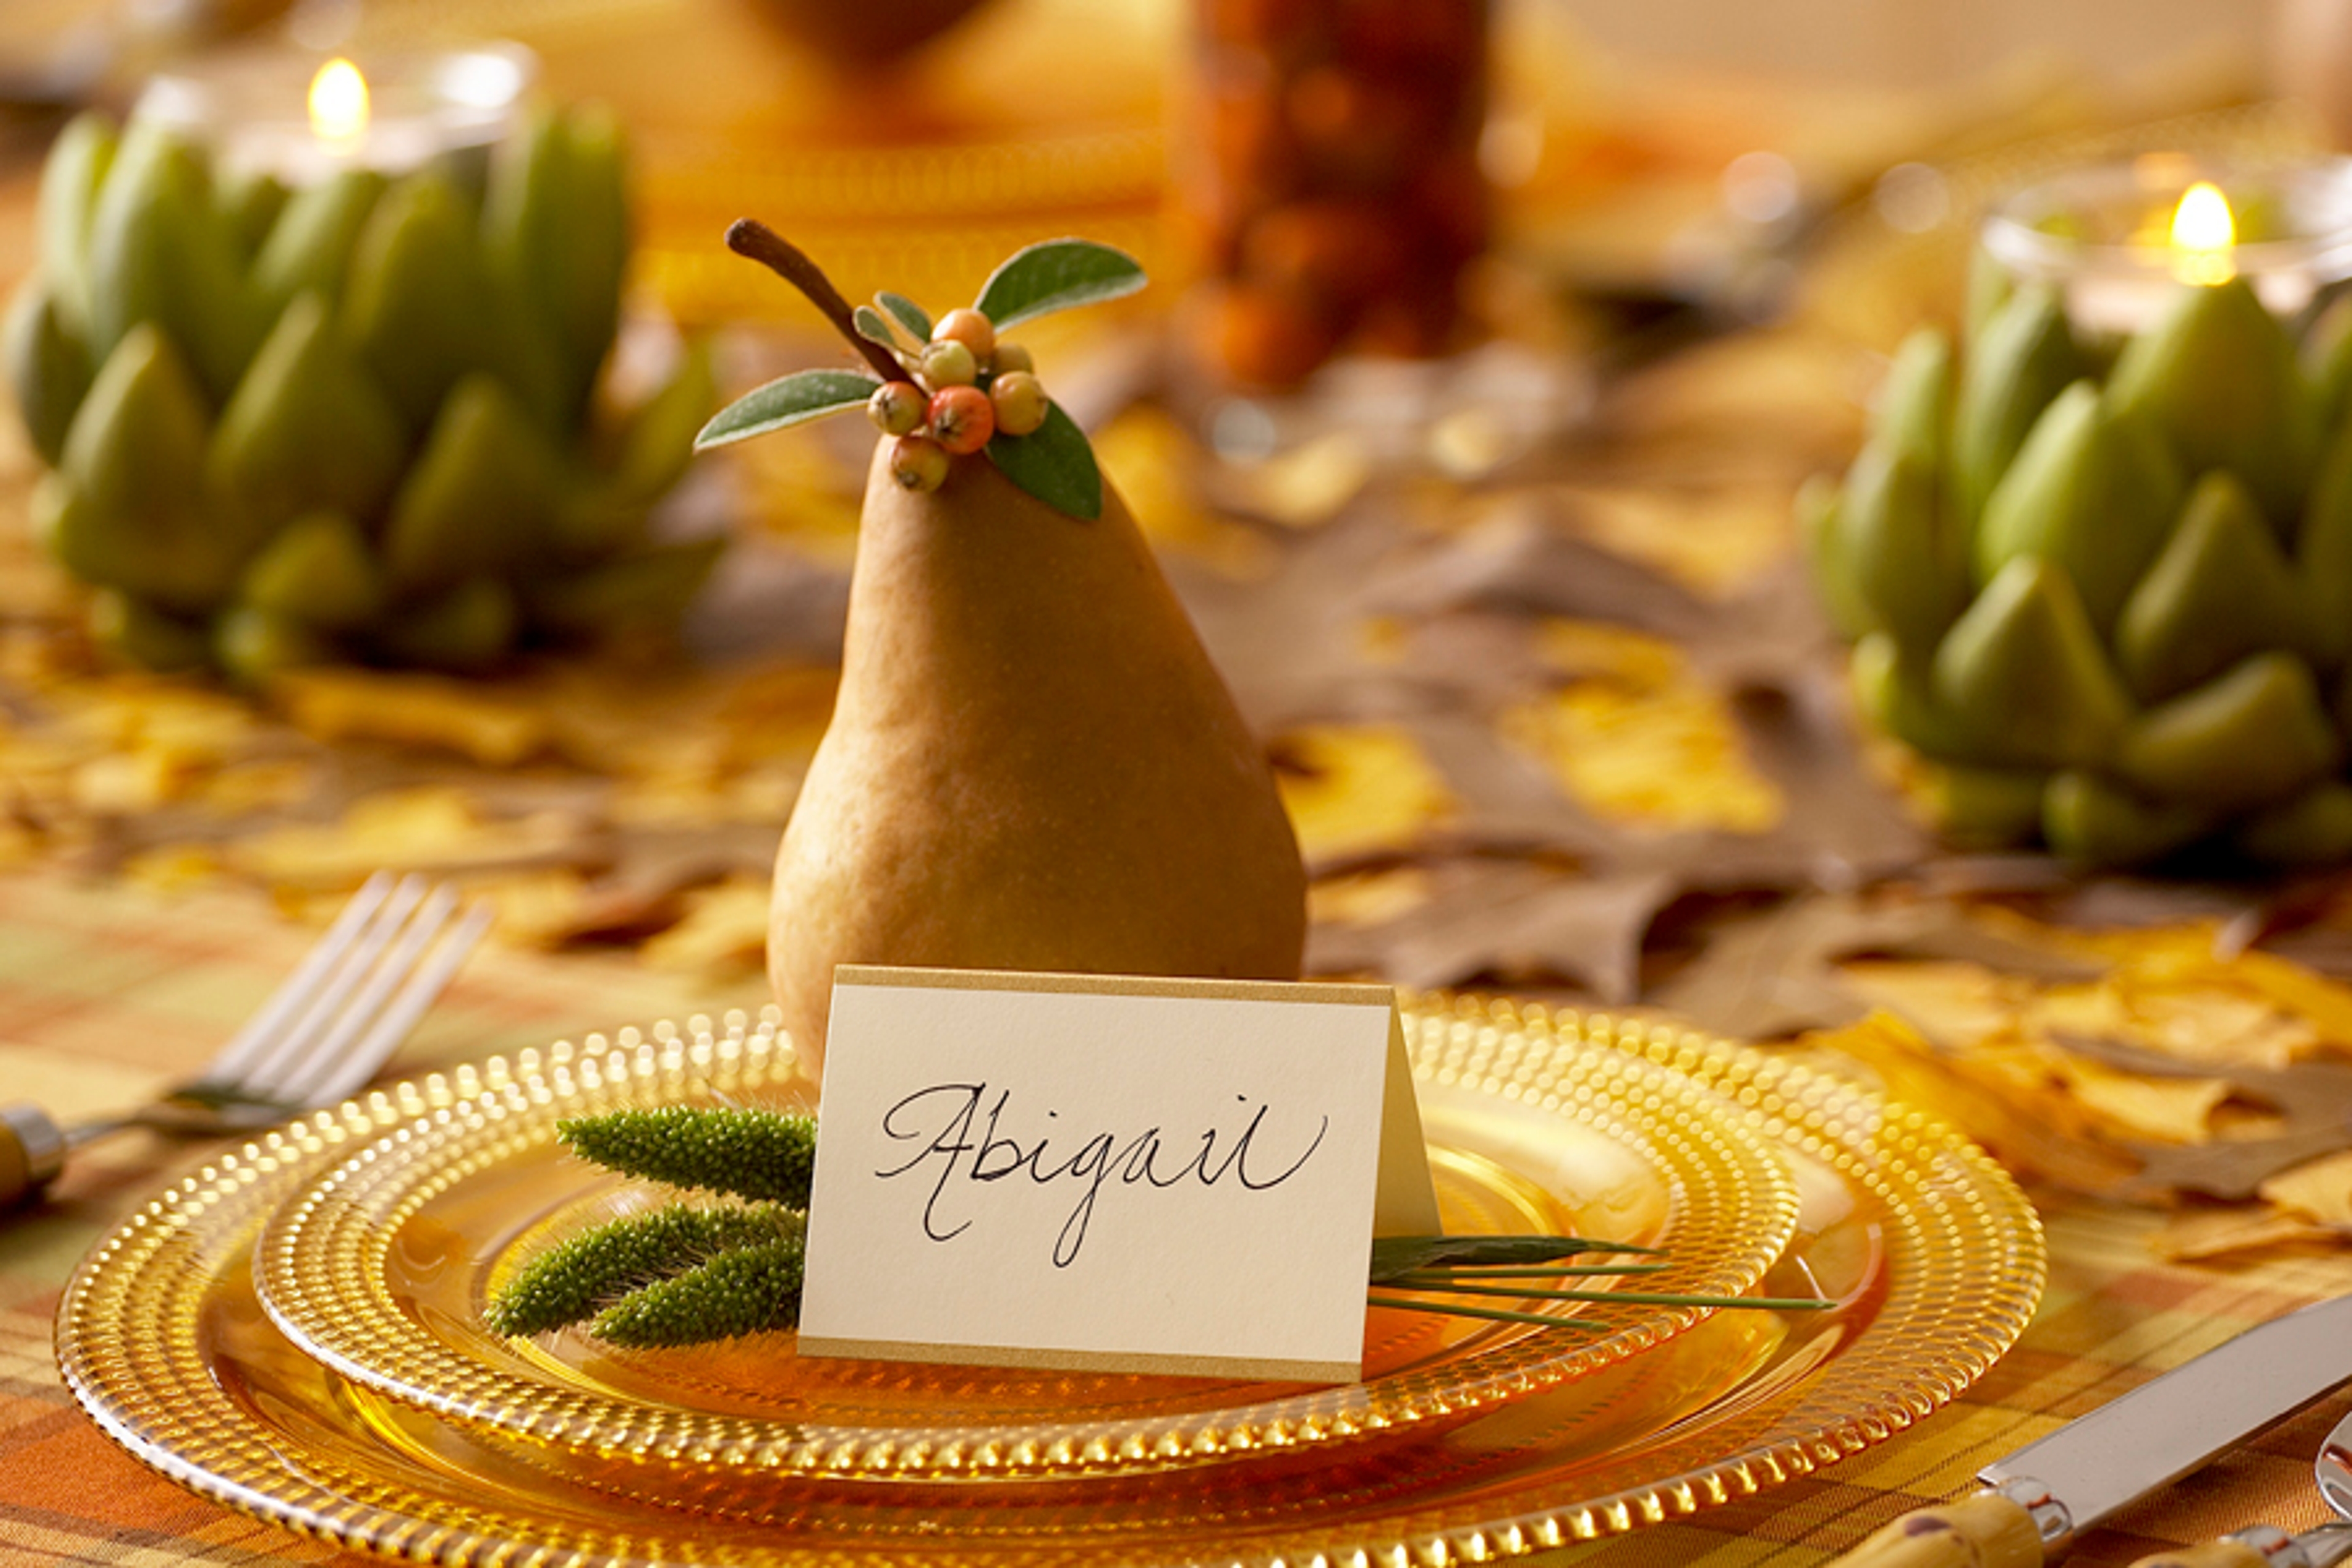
[1952,284,2082,522]
[1932,555,2132,770]
[208,292,406,543]
[768,443,1307,1070]
[2116,652,2340,809]
[381,373,562,593]
[1973,380,2183,633]
[2116,470,2317,703]
[2106,276,2314,532]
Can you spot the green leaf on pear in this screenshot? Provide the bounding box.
[852,304,913,355]
[973,238,1145,330]
[985,398,1101,519]
[876,291,931,343]
[695,369,878,449]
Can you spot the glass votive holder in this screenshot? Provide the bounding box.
[1978,154,2352,344]
[134,42,536,186]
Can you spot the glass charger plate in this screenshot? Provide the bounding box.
[59,998,2042,1564]
[246,1001,1799,1482]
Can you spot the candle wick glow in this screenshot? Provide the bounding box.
[308,57,369,147]
[2170,181,2236,286]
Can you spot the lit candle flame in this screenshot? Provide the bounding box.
[308,57,369,147]
[2170,181,2236,285]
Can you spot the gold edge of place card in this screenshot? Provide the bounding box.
[793,1335,1359,1384]
[834,965,1396,1009]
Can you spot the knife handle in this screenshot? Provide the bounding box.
[1823,1491,2047,1568]
[0,1104,67,1208]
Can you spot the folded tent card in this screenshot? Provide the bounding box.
[796,966,1442,1383]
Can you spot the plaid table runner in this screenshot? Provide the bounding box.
[2,872,2347,1567]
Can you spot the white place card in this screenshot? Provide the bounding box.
[796,966,1441,1383]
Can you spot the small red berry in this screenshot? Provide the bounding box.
[867,380,925,436]
[929,385,996,454]
[933,307,996,363]
[991,341,1034,375]
[989,370,1049,437]
[889,434,950,491]
[918,338,978,390]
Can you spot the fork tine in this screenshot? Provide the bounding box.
[295,897,494,1107]
[194,871,398,1090]
[266,884,461,1107]
[219,875,431,1099]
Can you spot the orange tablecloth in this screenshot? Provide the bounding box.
[2,869,2348,1568]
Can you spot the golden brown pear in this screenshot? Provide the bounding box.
[769,441,1307,1073]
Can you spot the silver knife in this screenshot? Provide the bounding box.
[1827,1292,2352,1568]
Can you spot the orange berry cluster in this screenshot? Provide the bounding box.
[868,306,1050,492]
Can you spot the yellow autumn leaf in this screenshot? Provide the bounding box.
[1274,723,1456,862]
[2257,1148,2352,1227]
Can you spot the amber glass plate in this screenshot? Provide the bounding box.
[247,1005,1797,1482]
[58,998,2043,1564]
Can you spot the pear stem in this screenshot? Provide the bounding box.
[725,219,907,384]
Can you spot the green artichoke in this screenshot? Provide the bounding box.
[6,107,718,680]
[1807,273,2352,869]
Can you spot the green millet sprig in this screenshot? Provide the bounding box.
[594,1235,807,1348]
[489,1108,1833,1350]
[557,1106,817,1203]
[486,1202,804,1337]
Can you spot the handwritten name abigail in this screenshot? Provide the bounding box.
[875,1084,1329,1267]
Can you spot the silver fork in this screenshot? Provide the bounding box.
[0,872,492,1206]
